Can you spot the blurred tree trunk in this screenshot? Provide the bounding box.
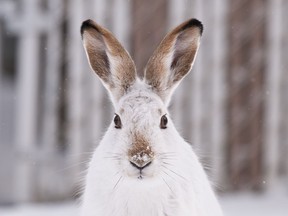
[227,0,266,190]
[131,0,168,77]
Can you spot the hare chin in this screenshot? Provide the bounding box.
[126,172,156,181]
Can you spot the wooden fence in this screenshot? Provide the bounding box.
[0,0,287,203]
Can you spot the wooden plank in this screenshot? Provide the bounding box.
[40,0,63,153]
[264,0,282,189]
[0,1,18,204]
[211,0,228,188]
[0,82,16,204]
[13,0,41,202]
[227,0,266,190]
[280,0,288,181]
[36,0,68,201]
[0,16,2,85]
[131,0,168,77]
[66,0,85,190]
[113,0,131,50]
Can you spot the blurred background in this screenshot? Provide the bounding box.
[0,0,287,215]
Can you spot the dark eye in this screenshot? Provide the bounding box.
[114,114,122,129]
[160,115,168,129]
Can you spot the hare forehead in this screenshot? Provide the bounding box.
[117,90,165,117]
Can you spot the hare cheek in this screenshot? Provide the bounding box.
[141,165,156,178]
[124,161,140,177]
[146,158,162,177]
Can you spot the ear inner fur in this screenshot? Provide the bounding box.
[81,19,136,102]
[84,30,111,84]
[171,28,200,83]
[144,18,203,103]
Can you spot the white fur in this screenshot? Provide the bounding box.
[80,19,223,216]
[81,80,223,216]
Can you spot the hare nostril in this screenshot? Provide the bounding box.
[130,161,152,170]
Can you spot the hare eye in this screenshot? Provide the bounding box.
[114,114,122,129]
[160,115,168,129]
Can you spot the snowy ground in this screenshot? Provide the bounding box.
[0,202,79,216]
[0,192,287,216]
[220,191,288,216]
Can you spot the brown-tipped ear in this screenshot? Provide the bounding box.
[144,18,203,104]
[81,19,136,103]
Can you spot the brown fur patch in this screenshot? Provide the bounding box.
[128,133,154,167]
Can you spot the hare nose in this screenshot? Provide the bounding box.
[129,153,153,170]
[130,160,152,170]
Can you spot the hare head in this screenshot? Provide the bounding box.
[81,19,222,216]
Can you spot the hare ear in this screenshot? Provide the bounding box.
[81,19,136,104]
[144,18,203,104]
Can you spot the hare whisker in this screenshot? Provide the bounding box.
[113,175,123,191]
[159,152,176,156]
[162,161,174,166]
[113,171,120,177]
[161,165,188,182]
[161,176,174,194]
[161,169,177,182]
[68,152,94,157]
[158,156,176,161]
[104,152,122,156]
[58,160,89,173]
[103,156,122,159]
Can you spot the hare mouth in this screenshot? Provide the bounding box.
[136,168,148,180]
[127,168,151,180]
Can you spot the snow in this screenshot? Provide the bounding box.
[0,191,287,216]
[0,202,79,216]
[220,191,288,216]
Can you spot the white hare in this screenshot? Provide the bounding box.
[80,18,223,216]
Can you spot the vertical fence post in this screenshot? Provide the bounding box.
[11,0,41,202]
[40,0,63,158]
[264,0,282,189]
[131,0,168,77]
[113,0,131,50]
[227,0,266,190]
[211,0,228,188]
[66,0,85,189]
[0,1,14,204]
[36,0,67,200]
[280,1,288,183]
[0,17,2,85]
